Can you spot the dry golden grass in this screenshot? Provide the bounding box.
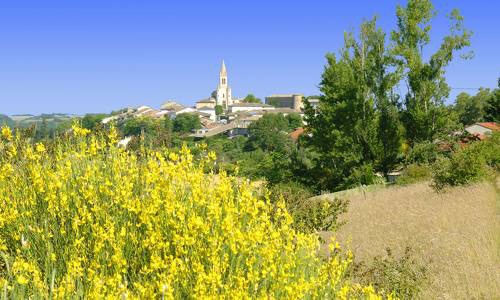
[319,180,500,299]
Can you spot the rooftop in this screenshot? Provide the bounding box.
[160,100,184,111]
[289,127,305,141]
[230,103,272,107]
[266,94,304,98]
[196,98,216,103]
[477,122,499,131]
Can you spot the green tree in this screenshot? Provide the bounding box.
[243,94,262,103]
[304,18,399,190]
[484,79,500,122]
[377,95,404,175]
[36,116,49,140]
[215,105,223,116]
[173,113,201,133]
[122,117,159,136]
[245,113,292,152]
[286,113,303,130]
[81,114,108,131]
[391,0,472,144]
[164,116,173,132]
[454,88,491,125]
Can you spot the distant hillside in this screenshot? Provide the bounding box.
[0,114,14,127]
[12,113,80,129]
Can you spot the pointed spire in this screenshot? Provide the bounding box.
[220,60,227,75]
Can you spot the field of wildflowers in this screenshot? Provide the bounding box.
[0,125,382,299]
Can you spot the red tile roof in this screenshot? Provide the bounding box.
[478,122,499,131]
[289,127,305,141]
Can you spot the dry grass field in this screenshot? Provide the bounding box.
[319,180,500,299]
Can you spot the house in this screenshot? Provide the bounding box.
[306,98,320,109]
[160,100,184,111]
[168,107,197,119]
[195,98,216,109]
[197,107,217,121]
[465,122,499,140]
[193,128,210,135]
[228,103,274,113]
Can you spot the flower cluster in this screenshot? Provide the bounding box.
[0,125,384,299]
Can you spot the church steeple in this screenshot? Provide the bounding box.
[216,60,232,109]
[219,60,227,86]
[220,60,227,76]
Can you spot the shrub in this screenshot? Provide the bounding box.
[173,113,201,133]
[268,183,349,234]
[405,141,441,165]
[0,125,379,298]
[396,164,432,185]
[431,147,489,190]
[268,182,313,210]
[431,132,500,190]
[291,198,349,234]
[348,246,428,299]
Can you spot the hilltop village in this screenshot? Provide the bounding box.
[101,61,319,140]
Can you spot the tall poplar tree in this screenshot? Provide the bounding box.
[391,0,472,144]
[304,18,401,190]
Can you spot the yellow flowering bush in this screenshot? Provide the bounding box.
[0,125,383,299]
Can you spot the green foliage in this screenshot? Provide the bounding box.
[484,79,500,122]
[173,113,201,133]
[116,116,176,151]
[391,0,472,144]
[405,141,441,165]
[245,113,293,152]
[164,115,173,132]
[268,182,313,207]
[81,114,108,131]
[304,17,399,191]
[348,247,428,299]
[454,88,491,125]
[122,117,160,136]
[431,133,499,190]
[267,182,348,234]
[377,97,404,174]
[234,149,268,179]
[215,105,223,115]
[286,113,303,130]
[346,164,379,187]
[291,198,349,234]
[242,93,262,103]
[396,164,432,185]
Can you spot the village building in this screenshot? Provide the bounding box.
[228,103,274,113]
[307,98,320,109]
[465,122,499,139]
[265,94,304,112]
[196,107,217,121]
[195,98,216,109]
[195,60,235,110]
[160,100,184,111]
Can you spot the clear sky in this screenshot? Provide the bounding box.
[0,0,498,115]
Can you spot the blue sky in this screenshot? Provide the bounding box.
[0,0,498,115]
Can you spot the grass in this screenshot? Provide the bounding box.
[319,180,500,299]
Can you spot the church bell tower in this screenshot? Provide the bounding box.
[216,60,232,109]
